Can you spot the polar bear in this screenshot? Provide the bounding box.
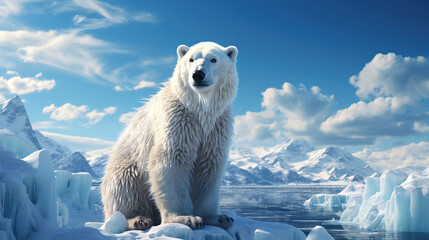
[101,42,238,231]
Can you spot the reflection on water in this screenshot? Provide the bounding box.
[219,185,429,240]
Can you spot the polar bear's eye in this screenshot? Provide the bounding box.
[189,58,194,62]
[211,58,217,63]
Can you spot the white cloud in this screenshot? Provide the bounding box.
[320,97,416,136]
[6,70,18,75]
[414,122,429,133]
[43,103,89,121]
[113,85,123,91]
[85,106,117,124]
[41,131,114,152]
[320,53,429,142]
[350,53,429,102]
[72,14,86,25]
[133,12,157,23]
[0,72,55,95]
[261,82,334,131]
[354,142,429,169]
[133,80,156,90]
[43,102,117,124]
[234,82,335,145]
[113,71,159,91]
[235,110,286,144]
[119,111,135,124]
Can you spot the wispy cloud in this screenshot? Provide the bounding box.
[0,71,55,95]
[32,121,66,130]
[133,80,156,90]
[85,106,117,124]
[0,0,31,18]
[140,56,175,67]
[113,71,159,91]
[0,29,122,83]
[42,102,116,124]
[41,131,114,152]
[68,0,157,29]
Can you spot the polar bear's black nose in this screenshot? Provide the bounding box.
[192,70,205,82]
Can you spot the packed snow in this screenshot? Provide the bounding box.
[305,168,429,232]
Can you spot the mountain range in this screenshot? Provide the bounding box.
[0,95,376,184]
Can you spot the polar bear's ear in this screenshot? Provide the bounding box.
[225,46,238,61]
[177,45,190,59]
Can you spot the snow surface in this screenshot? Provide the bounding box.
[305,168,429,232]
[91,211,308,240]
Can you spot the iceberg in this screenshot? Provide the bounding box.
[304,183,364,211]
[0,149,99,239]
[305,168,429,232]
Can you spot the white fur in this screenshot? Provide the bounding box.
[101,42,238,230]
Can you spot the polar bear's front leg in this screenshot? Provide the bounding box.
[191,109,234,229]
[148,138,203,229]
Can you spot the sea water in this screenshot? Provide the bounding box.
[219,185,429,240]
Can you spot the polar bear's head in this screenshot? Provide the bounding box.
[174,42,238,103]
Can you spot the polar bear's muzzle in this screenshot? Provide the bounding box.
[192,70,210,87]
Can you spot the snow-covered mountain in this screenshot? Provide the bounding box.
[0,96,41,157]
[292,146,375,182]
[0,96,97,178]
[226,140,375,185]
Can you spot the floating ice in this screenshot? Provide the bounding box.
[304,194,347,210]
[304,183,364,211]
[306,226,334,240]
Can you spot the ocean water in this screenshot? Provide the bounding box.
[219,185,429,240]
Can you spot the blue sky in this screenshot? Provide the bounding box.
[1,0,429,168]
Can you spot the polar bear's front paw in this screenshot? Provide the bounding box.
[163,215,203,230]
[127,215,153,230]
[204,214,234,229]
